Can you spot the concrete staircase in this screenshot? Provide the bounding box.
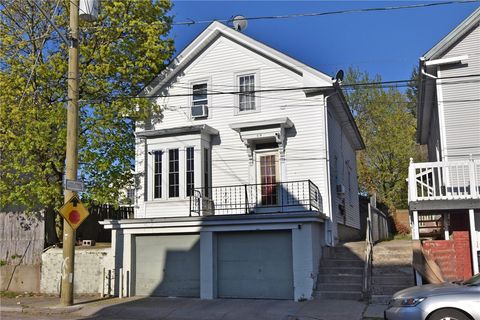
[314,241,365,300]
[370,240,415,304]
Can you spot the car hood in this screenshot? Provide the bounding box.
[392,283,465,298]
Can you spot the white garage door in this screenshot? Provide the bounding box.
[217,230,293,299]
[135,234,200,297]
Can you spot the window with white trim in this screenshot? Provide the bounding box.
[153,150,162,199]
[238,74,255,112]
[168,149,179,197]
[204,148,210,197]
[186,147,195,196]
[192,83,208,118]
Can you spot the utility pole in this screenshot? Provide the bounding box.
[61,0,79,306]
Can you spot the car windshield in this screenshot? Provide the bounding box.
[462,273,480,286]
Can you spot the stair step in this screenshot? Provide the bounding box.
[320,259,364,268]
[314,290,364,301]
[372,275,414,286]
[371,285,412,295]
[318,274,363,284]
[370,294,392,305]
[319,266,363,275]
[372,267,414,276]
[316,283,363,292]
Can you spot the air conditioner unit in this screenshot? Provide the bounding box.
[336,184,346,195]
[191,104,208,118]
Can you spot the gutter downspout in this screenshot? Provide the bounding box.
[324,90,338,247]
[420,57,437,80]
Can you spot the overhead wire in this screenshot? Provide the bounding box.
[172,1,480,26]
[77,73,480,103]
[70,0,480,28]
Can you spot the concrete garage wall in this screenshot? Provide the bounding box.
[41,247,113,294]
[105,214,326,301]
[0,265,41,292]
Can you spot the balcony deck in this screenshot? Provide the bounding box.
[408,158,480,210]
[189,180,322,216]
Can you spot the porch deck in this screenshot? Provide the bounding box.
[408,158,480,207]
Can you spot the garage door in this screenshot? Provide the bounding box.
[217,230,293,299]
[135,234,200,297]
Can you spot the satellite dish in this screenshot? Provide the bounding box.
[334,69,344,83]
[232,15,248,32]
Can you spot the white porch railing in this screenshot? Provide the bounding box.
[408,158,480,202]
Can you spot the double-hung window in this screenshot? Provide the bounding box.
[238,74,255,112]
[204,148,210,198]
[169,149,179,197]
[186,147,195,196]
[153,151,163,199]
[192,83,208,118]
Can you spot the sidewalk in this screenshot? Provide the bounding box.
[0,294,386,320]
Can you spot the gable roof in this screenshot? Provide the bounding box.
[139,21,333,97]
[423,7,480,60]
[417,7,480,143]
[139,21,364,150]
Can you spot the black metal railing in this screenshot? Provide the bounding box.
[189,180,321,216]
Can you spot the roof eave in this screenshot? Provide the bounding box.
[424,7,480,60]
[140,21,334,98]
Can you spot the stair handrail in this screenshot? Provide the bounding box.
[363,206,374,299]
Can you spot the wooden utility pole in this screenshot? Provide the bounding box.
[61,0,79,306]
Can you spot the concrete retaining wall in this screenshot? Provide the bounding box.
[0,264,41,292]
[40,246,113,294]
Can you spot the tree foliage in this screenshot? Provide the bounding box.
[344,67,420,209]
[0,0,174,242]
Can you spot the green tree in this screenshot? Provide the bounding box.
[344,67,419,210]
[0,0,174,244]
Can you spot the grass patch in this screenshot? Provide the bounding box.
[393,233,412,241]
[0,291,19,298]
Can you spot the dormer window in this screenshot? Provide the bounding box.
[238,74,256,112]
[192,83,208,118]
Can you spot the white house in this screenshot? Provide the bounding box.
[409,7,480,283]
[101,21,364,301]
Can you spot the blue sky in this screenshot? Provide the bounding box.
[169,1,479,82]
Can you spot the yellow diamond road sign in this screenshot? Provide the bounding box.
[58,195,89,230]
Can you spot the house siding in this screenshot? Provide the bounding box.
[438,25,480,161]
[135,36,331,217]
[327,97,361,230]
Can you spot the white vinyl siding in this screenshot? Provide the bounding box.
[135,35,357,223]
[437,24,480,161]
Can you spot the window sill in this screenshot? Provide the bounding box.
[147,198,190,204]
[235,109,260,116]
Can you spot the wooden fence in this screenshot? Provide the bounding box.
[0,211,45,265]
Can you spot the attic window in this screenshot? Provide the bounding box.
[238,74,256,112]
[192,83,208,118]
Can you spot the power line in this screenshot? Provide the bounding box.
[171,1,480,26]
[77,73,480,103]
[73,0,480,28]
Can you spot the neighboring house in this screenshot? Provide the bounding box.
[101,21,364,301]
[409,7,480,283]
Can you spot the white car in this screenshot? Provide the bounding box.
[384,273,480,320]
